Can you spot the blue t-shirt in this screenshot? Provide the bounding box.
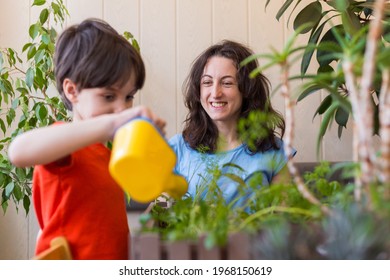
[169,134,294,208]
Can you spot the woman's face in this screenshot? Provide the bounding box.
[200,56,243,128]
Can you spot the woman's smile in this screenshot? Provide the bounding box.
[210,101,228,108]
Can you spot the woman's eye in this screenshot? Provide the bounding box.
[201,80,212,86]
[222,81,234,87]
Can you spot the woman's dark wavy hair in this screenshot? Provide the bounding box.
[54,18,145,110]
[182,40,285,153]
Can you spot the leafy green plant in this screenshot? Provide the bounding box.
[138,161,345,250]
[0,0,69,214]
[269,0,389,139]
[243,0,390,259]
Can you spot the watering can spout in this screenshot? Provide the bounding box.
[164,174,188,199]
[109,118,188,203]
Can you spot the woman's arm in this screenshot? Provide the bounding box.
[271,165,292,185]
[8,105,165,167]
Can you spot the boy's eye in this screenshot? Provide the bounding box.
[126,95,135,101]
[104,94,115,101]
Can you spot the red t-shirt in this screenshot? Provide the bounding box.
[33,143,129,259]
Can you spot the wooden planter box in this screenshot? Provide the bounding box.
[130,232,251,260]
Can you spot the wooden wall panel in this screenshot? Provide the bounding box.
[139,0,176,137]
[176,0,212,133]
[66,0,103,25]
[323,122,353,162]
[103,0,139,35]
[27,210,40,259]
[0,0,30,50]
[249,0,285,120]
[213,0,248,43]
[0,203,29,259]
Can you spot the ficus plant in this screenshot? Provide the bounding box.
[0,0,70,214]
[0,0,140,215]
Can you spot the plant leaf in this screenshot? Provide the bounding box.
[222,173,246,187]
[316,103,338,156]
[293,1,322,34]
[5,181,14,197]
[313,95,332,119]
[222,162,245,172]
[39,8,49,24]
[298,84,322,102]
[335,107,349,128]
[23,195,30,215]
[301,16,330,74]
[341,9,361,36]
[0,119,6,135]
[25,68,34,88]
[33,0,46,6]
[316,25,344,67]
[276,0,294,21]
[29,23,40,40]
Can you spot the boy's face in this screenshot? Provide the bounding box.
[69,75,137,121]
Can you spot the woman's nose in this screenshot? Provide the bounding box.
[210,83,223,98]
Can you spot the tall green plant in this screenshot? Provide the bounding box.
[0,0,69,214]
[259,0,390,199]
[268,0,390,141]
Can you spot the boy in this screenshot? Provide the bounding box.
[8,18,165,259]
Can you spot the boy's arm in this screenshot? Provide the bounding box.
[8,106,165,167]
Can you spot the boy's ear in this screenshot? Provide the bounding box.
[63,78,79,103]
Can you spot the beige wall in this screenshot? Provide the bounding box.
[0,0,353,259]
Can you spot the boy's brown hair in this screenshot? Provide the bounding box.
[54,18,145,110]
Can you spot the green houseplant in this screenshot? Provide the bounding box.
[242,0,390,258]
[243,0,390,258]
[262,0,390,199]
[0,0,69,214]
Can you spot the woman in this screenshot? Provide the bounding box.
[169,40,293,208]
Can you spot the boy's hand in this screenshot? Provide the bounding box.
[116,105,166,136]
[134,105,166,135]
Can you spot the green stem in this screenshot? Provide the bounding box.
[238,206,317,230]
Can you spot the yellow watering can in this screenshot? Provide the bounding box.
[109,117,188,203]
